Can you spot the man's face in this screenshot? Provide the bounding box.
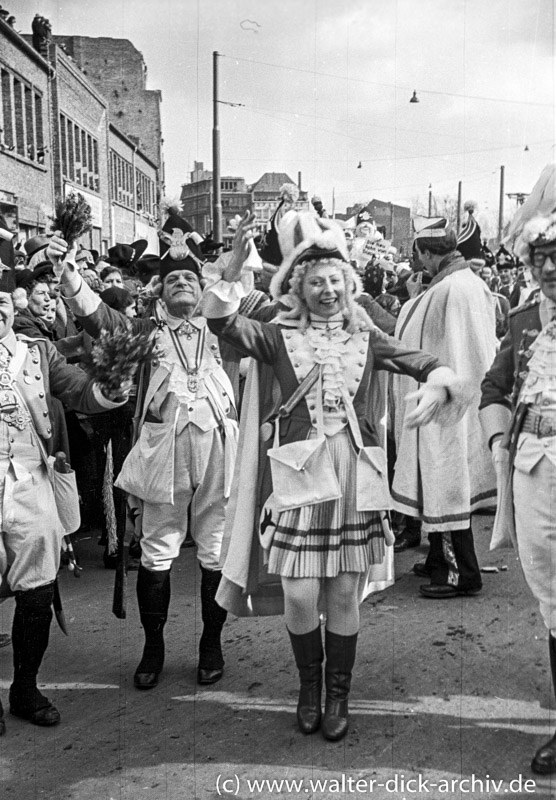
[103,271,124,288]
[161,269,202,317]
[498,267,512,285]
[0,292,14,338]
[28,282,51,317]
[531,243,556,303]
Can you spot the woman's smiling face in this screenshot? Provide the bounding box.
[302,262,346,318]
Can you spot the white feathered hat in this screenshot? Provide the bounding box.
[269,211,349,300]
[506,163,556,265]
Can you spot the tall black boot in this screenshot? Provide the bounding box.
[198,566,227,685]
[288,626,323,734]
[321,629,358,742]
[134,566,171,690]
[532,634,556,774]
[10,583,60,726]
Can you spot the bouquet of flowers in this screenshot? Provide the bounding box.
[90,325,156,401]
[50,192,93,246]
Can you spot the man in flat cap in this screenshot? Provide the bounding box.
[391,217,497,598]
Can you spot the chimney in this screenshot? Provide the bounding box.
[298,172,302,191]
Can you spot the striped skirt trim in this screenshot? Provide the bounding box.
[267,430,385,578]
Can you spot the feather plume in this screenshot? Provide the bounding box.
[158,195,183,222]
[90,325,156,398]
[463,200,477,214]
[50,193,93,246]
[279,183,299,205]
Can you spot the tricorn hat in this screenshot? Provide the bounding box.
[106,239,148,271]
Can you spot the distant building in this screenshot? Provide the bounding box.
[180,167,310,244]
[250,172,309,232]
[181,162,251,242]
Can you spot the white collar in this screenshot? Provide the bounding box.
[309,312,344,330]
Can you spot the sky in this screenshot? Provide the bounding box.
[13,0,556,237]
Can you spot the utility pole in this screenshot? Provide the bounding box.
[498,165,505,243]
[212,51,222,245]
[456,180,462,233]
[428,184,432,217]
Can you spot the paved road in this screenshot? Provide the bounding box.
[0,514,554,799]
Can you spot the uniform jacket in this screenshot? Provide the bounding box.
[10,333,117,455]
[480,292,542,458]
[208,311,440,450]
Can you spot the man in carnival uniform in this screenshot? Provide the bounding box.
[202,210,466,741]
[48,215,266,691]
[391,217,498,598]
[0,288,129,735]
[480,164,556,774]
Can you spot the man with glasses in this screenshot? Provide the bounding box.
[480,164,556,774]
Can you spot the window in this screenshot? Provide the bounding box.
[0,67,44,162]
[59,113,100,191]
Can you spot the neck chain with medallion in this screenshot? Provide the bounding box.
[169,324,206,394]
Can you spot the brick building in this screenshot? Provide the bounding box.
[52,35,163,174]
[0,16,53,239]
[0,12,164,253]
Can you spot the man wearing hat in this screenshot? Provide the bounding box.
[480,163,556,774]
[391,216,497,597]
[0,282,130,735]
[105,239,149,278]
[47,221,247,691]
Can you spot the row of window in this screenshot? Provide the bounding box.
[0,66,45,163]
[110,150,156,216]
[59,113,100,193]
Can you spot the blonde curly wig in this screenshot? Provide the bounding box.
[277,258,373,333]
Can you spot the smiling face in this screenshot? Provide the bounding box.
[301,262,346,318]
[531,243,556,303]
[0,292,14,339]
[161,269,202,317]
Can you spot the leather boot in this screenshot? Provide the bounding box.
[321,629,357,742]
[288,626,323,734]
[134,566,171,690]
[10,583,60,726]
[532,634,556,774]
[198,566,227,685]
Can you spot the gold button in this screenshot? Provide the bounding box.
[35,375,41,380]
[39,392,44,398]
[43,411,48,417]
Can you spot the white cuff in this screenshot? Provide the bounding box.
[63,277,101,317]
[202,276,251,319]
[92,383,127,409]
[202,251,254,292]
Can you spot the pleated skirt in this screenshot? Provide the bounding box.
[267,430,385,578]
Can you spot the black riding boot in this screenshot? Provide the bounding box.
[288,626,324,734]
[10,583,60,726]
[134,566,171,690]
[198,566,227,685]
[321,629,358,742]
[532,634,556,774]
